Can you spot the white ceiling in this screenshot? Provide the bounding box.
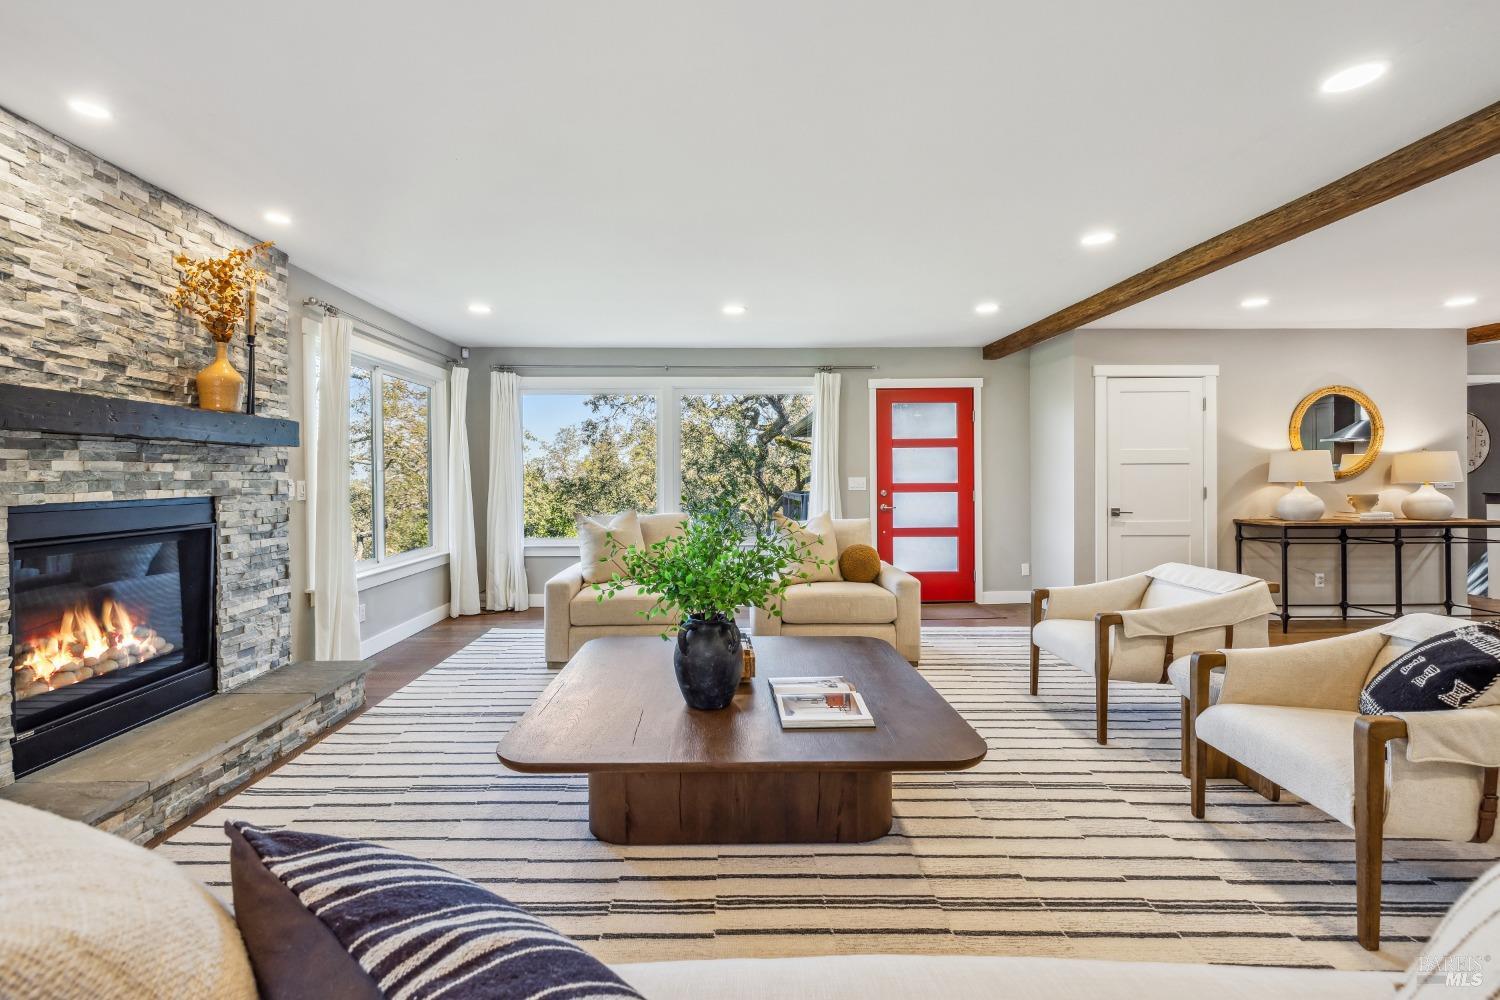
[1,1,1498,349]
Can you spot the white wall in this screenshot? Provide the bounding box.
[1063,328,1469,613]
[286,266,461,659]
[462,346,1030,599]
[1027,334,1077,588]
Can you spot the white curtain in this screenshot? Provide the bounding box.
[810,370,842,517]
[312,315,361,659]
[447,366,481,616]
[486,370,530,611]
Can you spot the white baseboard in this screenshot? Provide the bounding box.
[360,603,450,659]
[979,589,1029,604]
[528,593,543,607]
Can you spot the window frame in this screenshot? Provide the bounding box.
[518,375,813,551]
[349,332,450,587]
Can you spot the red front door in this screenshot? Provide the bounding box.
[874,387,976,602]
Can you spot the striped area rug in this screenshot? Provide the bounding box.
[157,627,1498,972]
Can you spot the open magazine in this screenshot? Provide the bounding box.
[769,676,876,730]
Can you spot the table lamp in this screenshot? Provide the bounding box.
[1391,450,1463,520]
[1268,450,1335,520]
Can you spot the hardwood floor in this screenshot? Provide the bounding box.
[149,600,1395,845]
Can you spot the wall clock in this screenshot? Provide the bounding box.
[1469,412,1490,472]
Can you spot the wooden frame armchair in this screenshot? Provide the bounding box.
[1186,624,1500,950]
[1028,566,1277,744]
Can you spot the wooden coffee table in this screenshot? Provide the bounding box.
[496,635,987,845]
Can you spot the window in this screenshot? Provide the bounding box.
[679,392,812,531]
[345,348,443,568]
[522,393,657,539]
[520,379,812,542]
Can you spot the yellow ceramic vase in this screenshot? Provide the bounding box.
[197,341,244,412]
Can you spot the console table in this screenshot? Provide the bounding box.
[1234,516,1500,631]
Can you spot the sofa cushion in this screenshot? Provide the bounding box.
[838,543,882,583]
[0,799,257,1000]
[1361,622,1500,714]
[614,954,1398,1000]
[227,822,642,1000]
[832,516,873,553]
[1194,704,1357,823]
[571,583,678,627]
[775,511,842,583]
[779,581,897,624]
[577,510,644,584]
[640,512,688,547]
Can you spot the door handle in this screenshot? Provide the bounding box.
[878,504,893,511]
[1110,507,1132,517]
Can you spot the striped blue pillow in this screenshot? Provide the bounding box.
[230,822,642,1000]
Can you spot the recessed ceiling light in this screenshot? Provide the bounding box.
[1320,61,1388,94]
[973,300,1001,316]
[262,210,292,226]
[1079,230,1116,248]
[721,302,748,317]
[66,96,111,120]
[1444,294,1478,308]
[1239,296,1270,309]
[467,302,492,315]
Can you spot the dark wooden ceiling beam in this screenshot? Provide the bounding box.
[983,100,1500,360]
[1469,322,1500,345]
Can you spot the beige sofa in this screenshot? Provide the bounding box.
[544,512,689,666]
[752,516,921,664]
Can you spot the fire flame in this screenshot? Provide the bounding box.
[18,599,142,684]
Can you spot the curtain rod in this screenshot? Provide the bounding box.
[303,297,462,366]
[488,363,876,373]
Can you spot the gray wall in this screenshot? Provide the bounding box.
[462,347,1029,597]
[286,266,461,658]
[1048,328,1469,612]
[1027,334,1078,588]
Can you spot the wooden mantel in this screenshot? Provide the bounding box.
[0,383,299,447]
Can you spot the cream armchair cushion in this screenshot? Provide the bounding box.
[775,511,842,583]
[575,510,644,584]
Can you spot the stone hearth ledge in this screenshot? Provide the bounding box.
[0,660,369,844]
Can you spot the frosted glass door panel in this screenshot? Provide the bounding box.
[892,447,958,483]
[893,536,959,572]
[891,402,957,439]
[892,492,959,528]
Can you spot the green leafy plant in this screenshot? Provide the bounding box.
[596,500,832,636]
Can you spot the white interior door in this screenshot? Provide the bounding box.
[1103,377,1207,577]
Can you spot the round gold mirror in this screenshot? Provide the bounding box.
[1289,385,1383,480]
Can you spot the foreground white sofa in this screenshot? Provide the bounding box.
[615,954,1398,999]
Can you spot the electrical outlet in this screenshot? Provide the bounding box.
[1313,572,1326,588]
[847,476,867,492]
[1021,562,1031,577]
[357,603,368,623]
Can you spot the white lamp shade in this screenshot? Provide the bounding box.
[1268,450,1335,484]
[1390,450,1463,484]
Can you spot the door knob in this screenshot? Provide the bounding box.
[1110,507,1132,517]
[879,503,893,511]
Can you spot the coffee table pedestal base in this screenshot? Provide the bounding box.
[588,769,893,845]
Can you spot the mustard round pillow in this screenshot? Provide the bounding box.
[838,543,882,583]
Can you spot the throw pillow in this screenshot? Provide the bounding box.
[838,543,882,583]
[1361,622,1500,714]
[576,510,644,585]
[774,511,842,583]
[227,822,643,1000]
[0,799,257,1000]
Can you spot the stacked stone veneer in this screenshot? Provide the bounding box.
[0,105,294,786]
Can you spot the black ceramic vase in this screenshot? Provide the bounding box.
[673,613,744,710]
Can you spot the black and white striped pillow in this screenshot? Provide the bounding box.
[228,822,641,1000]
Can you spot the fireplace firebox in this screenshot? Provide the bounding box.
[8,498,216,776]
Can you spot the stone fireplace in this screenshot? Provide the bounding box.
[0,106,366,840]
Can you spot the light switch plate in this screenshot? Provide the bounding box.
[847,476,867,491]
